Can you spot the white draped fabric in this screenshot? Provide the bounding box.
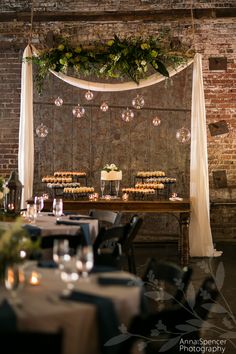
[18,45,34,209]
[19,47,221,257]
[189,54,222,257]
[50,59,193,92]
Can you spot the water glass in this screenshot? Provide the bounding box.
[115,180,120,197]
[26,203,37,223]
[60,249,78,296]
[100,180,105,198]
[53,239,69,270]
[53,198,63,219]
[76,245,94,279]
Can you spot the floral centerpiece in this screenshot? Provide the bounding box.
[0,218,40,280]
[102,163,120,172]
[101,164,122,181]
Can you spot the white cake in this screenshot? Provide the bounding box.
[101,170,122,181]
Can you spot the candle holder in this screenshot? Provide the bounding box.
[29,271,41,286]
[4,171,23,213]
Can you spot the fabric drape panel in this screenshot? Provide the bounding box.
[49,59,193,92]
[189,54,221,257]
[18,45,34,208]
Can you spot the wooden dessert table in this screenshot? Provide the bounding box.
[44,199,191,266]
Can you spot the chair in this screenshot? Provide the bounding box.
[120,215,143,274]
[89,209,122,226]
[0,330,63,354]
[93,224,130,268]
[120,276,218,354]
[141,258,192,307]
[93,215,143,272]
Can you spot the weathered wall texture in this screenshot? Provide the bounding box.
[0,1,235,240]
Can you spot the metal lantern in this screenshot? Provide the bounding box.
[4,171,23,213]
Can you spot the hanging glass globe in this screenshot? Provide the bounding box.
[36,123,48,138]
[176,127,191,144]
[132,94,145,109]
[85,90,94,101]
[100,102,109,112]
[54,96,63,106]
[121,108,134,122]
[72,104,85,118]
[152,117,161,126]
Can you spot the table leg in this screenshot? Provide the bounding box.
[179,212,190,267]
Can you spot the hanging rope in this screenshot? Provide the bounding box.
[28,0,35,44]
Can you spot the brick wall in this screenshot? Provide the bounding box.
[0,48,21,178]
[0,1,235,240]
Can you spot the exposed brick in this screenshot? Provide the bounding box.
[0,1,235,241]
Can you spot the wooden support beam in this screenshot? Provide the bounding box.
[0,8,235,23]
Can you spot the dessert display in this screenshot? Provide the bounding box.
[122,187,155,200]
[42,170,89,199]
[146,177,177,184]
[122,188,155,195]
[47,182,80,188]
[63,186,95,199]
[122,169,177,200]
[136,170,165,178]
[101,164,122,181]
[42,176,72,183]
[135,182,165,190]
[54,171,86,177]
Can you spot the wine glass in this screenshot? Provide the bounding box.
[34,196,44,216]
[53,239,69,270]
[60,249,78,296]
[100,180,105,198]
[76,245,94,279]
[115,180,120,198]
[53,198,63,220]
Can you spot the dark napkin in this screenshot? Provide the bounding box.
[23,224,41,238]
[97,276,142,287]
[69,216,96,220]
[48,213,65,216]
[91,265,120,273]
[56,220,91,245]
[37,260,58,268]
[0,299,17,332]
[62,291,120,354]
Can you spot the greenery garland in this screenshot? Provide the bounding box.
[29,34,194,93]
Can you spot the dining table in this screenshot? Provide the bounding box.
[43,199,191,266]
[0,262,142,354]
[0,212,99,244]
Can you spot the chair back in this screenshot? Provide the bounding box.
[121,215,143,253]
[89,209,122,225]
[122,276,218,354]
[142,258,192,304]
[193,276,219,320]
[93,223,129,255]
